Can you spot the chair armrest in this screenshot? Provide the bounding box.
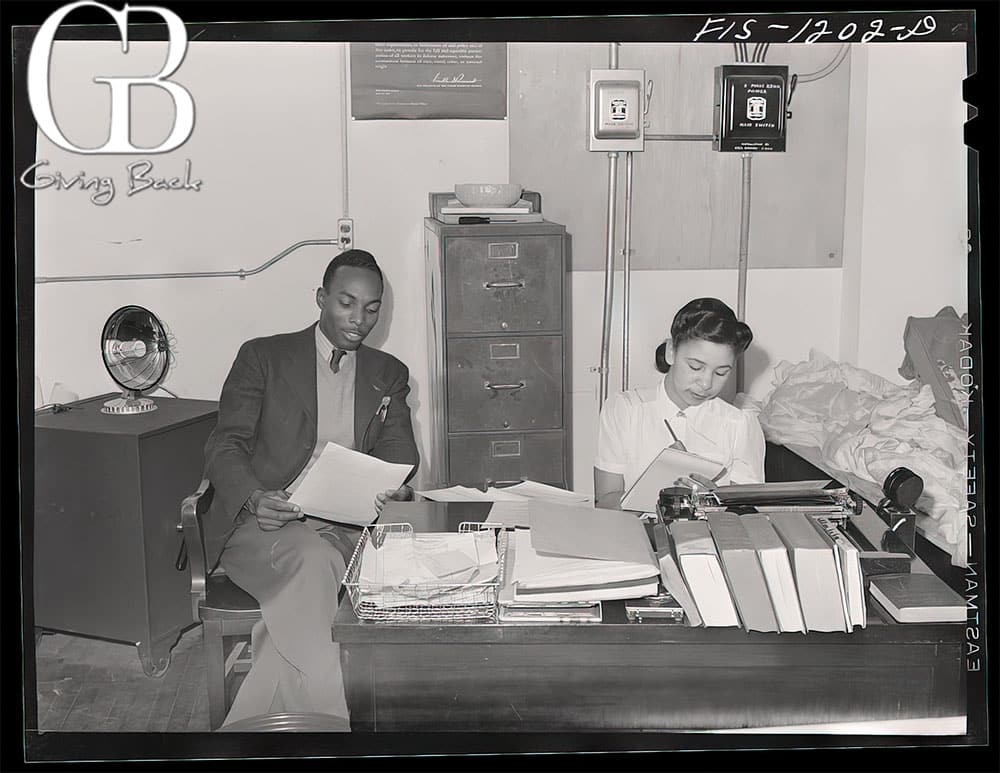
[180,479,214,622]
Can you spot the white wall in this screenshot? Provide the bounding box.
[841,43,968,383]
[34,42,346,405]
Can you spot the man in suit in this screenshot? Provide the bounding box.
[202,249,419,726]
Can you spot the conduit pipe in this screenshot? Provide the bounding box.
[736,152,753,393]
[597,42,620,406]
[622,151,634,391]
[34,239,339,283]
[645,134,714,142]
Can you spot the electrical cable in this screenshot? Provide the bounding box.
[797,44,849,82]
[156,385,179,398]
[733,42,740,61]
[762,43,770,62]
[741,42,749,62]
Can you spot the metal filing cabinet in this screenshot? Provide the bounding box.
[424,218,571,490]
[34,394,218,676]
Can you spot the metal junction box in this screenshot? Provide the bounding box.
[589,69,645,152]
[713,64,789,152]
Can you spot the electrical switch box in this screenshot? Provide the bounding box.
[713,64,789,152]
[589,69,645,151]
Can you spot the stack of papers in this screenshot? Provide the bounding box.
[507,505,659,603]
[358,530,499,608]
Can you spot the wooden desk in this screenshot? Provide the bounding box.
[335,502,965,732]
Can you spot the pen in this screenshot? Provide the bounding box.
[663,418,686,451]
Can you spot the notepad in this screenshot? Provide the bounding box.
[289,442,414,526]
[621,447,725,512]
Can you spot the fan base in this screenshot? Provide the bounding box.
[101,396,158,415]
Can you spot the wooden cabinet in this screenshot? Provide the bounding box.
[34,395,218,676]
[424,218,571,489]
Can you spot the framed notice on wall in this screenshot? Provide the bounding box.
[350,42,507,120]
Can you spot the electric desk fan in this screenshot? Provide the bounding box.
[100,305,172,414]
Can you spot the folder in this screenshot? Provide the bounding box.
[741,514,805,634]
[651,523,703,627]
[621,447,725,513]
[668,520,739,627]
[508,530,658,603]
[528,503,658,564]
[769,512,849,632]
[706,513,779,633]
[811,514,867,629]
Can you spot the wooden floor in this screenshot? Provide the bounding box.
[33,625,210,732]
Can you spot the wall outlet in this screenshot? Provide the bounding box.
[337,218,354,251]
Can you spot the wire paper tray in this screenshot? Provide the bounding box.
[343,522,508,623]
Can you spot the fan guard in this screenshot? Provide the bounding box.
[100,305,171,415]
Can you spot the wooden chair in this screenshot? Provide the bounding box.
[179,479,262,731]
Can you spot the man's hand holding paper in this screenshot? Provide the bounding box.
[289,442,415,526]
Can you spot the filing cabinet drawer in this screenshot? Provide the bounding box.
[444,235,562,334]
[447,431,566,489]
[447,336,563,432]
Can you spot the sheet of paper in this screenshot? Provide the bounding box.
[494,480,593,506]
[621,447,725,512]
[417,485,529,502]
[528,502,658,565]
[483,501,532,528]
[288,442,414,526]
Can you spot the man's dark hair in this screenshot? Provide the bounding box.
[322,249,384,289]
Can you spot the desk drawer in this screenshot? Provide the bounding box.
[448,431,566,489]
[447,336,563,431]
[444,235,562,334]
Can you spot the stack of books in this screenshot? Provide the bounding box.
[652,510,947,632]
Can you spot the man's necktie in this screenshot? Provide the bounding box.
[330,348,346,373]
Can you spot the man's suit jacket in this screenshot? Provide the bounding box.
[202,323,419,568]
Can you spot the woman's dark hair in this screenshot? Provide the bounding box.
[654,298,753,373]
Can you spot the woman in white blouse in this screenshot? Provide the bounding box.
[594,297,766,509]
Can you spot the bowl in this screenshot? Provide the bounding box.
[454,183,523,208]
